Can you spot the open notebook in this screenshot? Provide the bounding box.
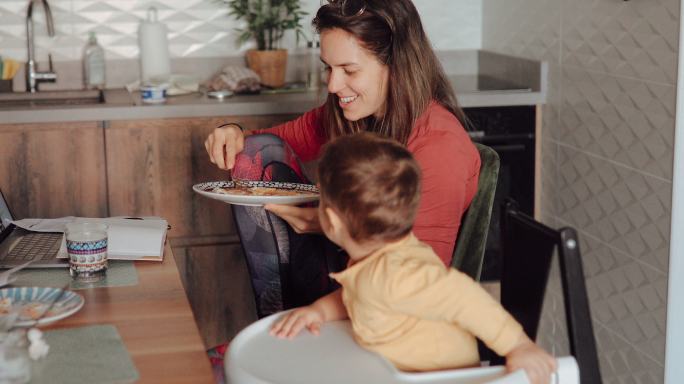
[11,217,167,261]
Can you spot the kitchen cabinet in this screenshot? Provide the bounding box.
[172,242,257,348]
[0,114,297,348]
[105,114,297,347]
[105,116,237,238]
[105,115,296,235]
[0,121,107,218]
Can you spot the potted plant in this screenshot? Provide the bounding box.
[222,0,308,88]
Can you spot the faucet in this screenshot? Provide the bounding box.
[25,0,57,92]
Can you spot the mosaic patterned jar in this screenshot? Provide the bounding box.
[65,222,108,282]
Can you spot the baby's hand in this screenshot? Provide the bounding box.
[505,336,557,384]
[270,306,325,339]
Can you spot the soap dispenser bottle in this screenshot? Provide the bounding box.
[83,32,106,89]
[306,39,321,90]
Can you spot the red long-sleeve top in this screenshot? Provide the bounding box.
[255,101,480,265]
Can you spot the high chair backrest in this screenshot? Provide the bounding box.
[499,199,602,384]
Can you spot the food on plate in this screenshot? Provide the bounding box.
[0,297,11,315]
[214,185,317,197]
[19,302,49,320]
[0,299,55,320]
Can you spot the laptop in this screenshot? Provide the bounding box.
[0,189,68,269]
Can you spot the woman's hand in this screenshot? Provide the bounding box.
[204,124,245,170]
[270,306,325,339]
[264,204,322,233]
[505,336,557,384]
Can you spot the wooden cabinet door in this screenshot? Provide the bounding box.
[105,115,297,239]
[0,121,107,218]
[172,242,257,348]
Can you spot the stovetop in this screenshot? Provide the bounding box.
[449,75,532,94]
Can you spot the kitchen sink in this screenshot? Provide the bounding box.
[0,89,105,107]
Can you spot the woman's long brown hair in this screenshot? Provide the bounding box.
[313,0,468,145]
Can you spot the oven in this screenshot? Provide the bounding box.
[464,106,536,281]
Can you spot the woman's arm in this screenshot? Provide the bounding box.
[204,105,327,170]
[264,204,322,233]
[253,105,327,162]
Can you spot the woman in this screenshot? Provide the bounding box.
[205,1,480,380]
[207,0,479,261]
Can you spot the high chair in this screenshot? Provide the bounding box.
[225,312,579,384]
[224,197,602,384]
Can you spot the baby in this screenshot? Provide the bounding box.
[271,132,556,384]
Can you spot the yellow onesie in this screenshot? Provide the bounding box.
[330,234,524,372]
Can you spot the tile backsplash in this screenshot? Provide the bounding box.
[0,0,482,63]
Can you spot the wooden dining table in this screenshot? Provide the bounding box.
[43,244,214,383]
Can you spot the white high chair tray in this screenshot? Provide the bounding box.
[226,312,579,384]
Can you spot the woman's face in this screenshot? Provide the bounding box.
[320,28,390,121]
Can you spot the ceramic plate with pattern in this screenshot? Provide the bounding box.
[193,181,319,206]
[0,286,85,327]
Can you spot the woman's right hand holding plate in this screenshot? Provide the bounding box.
[264,204,322,234]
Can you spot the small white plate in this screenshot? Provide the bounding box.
[193,181,320,206]
[0,286,85,327]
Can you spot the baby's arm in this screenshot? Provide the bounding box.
[505,334,556,384]
[270,288,347,339]
[386,262,556,382]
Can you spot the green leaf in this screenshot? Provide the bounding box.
[216,0,308,50]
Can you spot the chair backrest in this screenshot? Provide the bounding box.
[499,199,602,384]
[451,143,500,280]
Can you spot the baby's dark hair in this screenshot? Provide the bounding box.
[317,132,421,243]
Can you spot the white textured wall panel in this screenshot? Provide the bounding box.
[0,0,482,63]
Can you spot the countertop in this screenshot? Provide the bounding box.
[0,52,547,125]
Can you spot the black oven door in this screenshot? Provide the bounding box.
[471,132,535,281]
[463,106,537,281]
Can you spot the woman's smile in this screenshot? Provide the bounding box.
[339,95,358,107]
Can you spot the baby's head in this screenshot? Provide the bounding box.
[317,132,421,250]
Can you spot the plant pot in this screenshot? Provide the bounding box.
[246,49,288,88]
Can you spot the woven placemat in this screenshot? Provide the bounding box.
[13,261,138,290]
[30,324,139,384]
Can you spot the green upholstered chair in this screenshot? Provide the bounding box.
[450,143,500,281]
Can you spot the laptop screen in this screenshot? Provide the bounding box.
[0,189,14,233]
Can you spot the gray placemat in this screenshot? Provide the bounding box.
[30,324,139,384]
[13,261,138,290]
